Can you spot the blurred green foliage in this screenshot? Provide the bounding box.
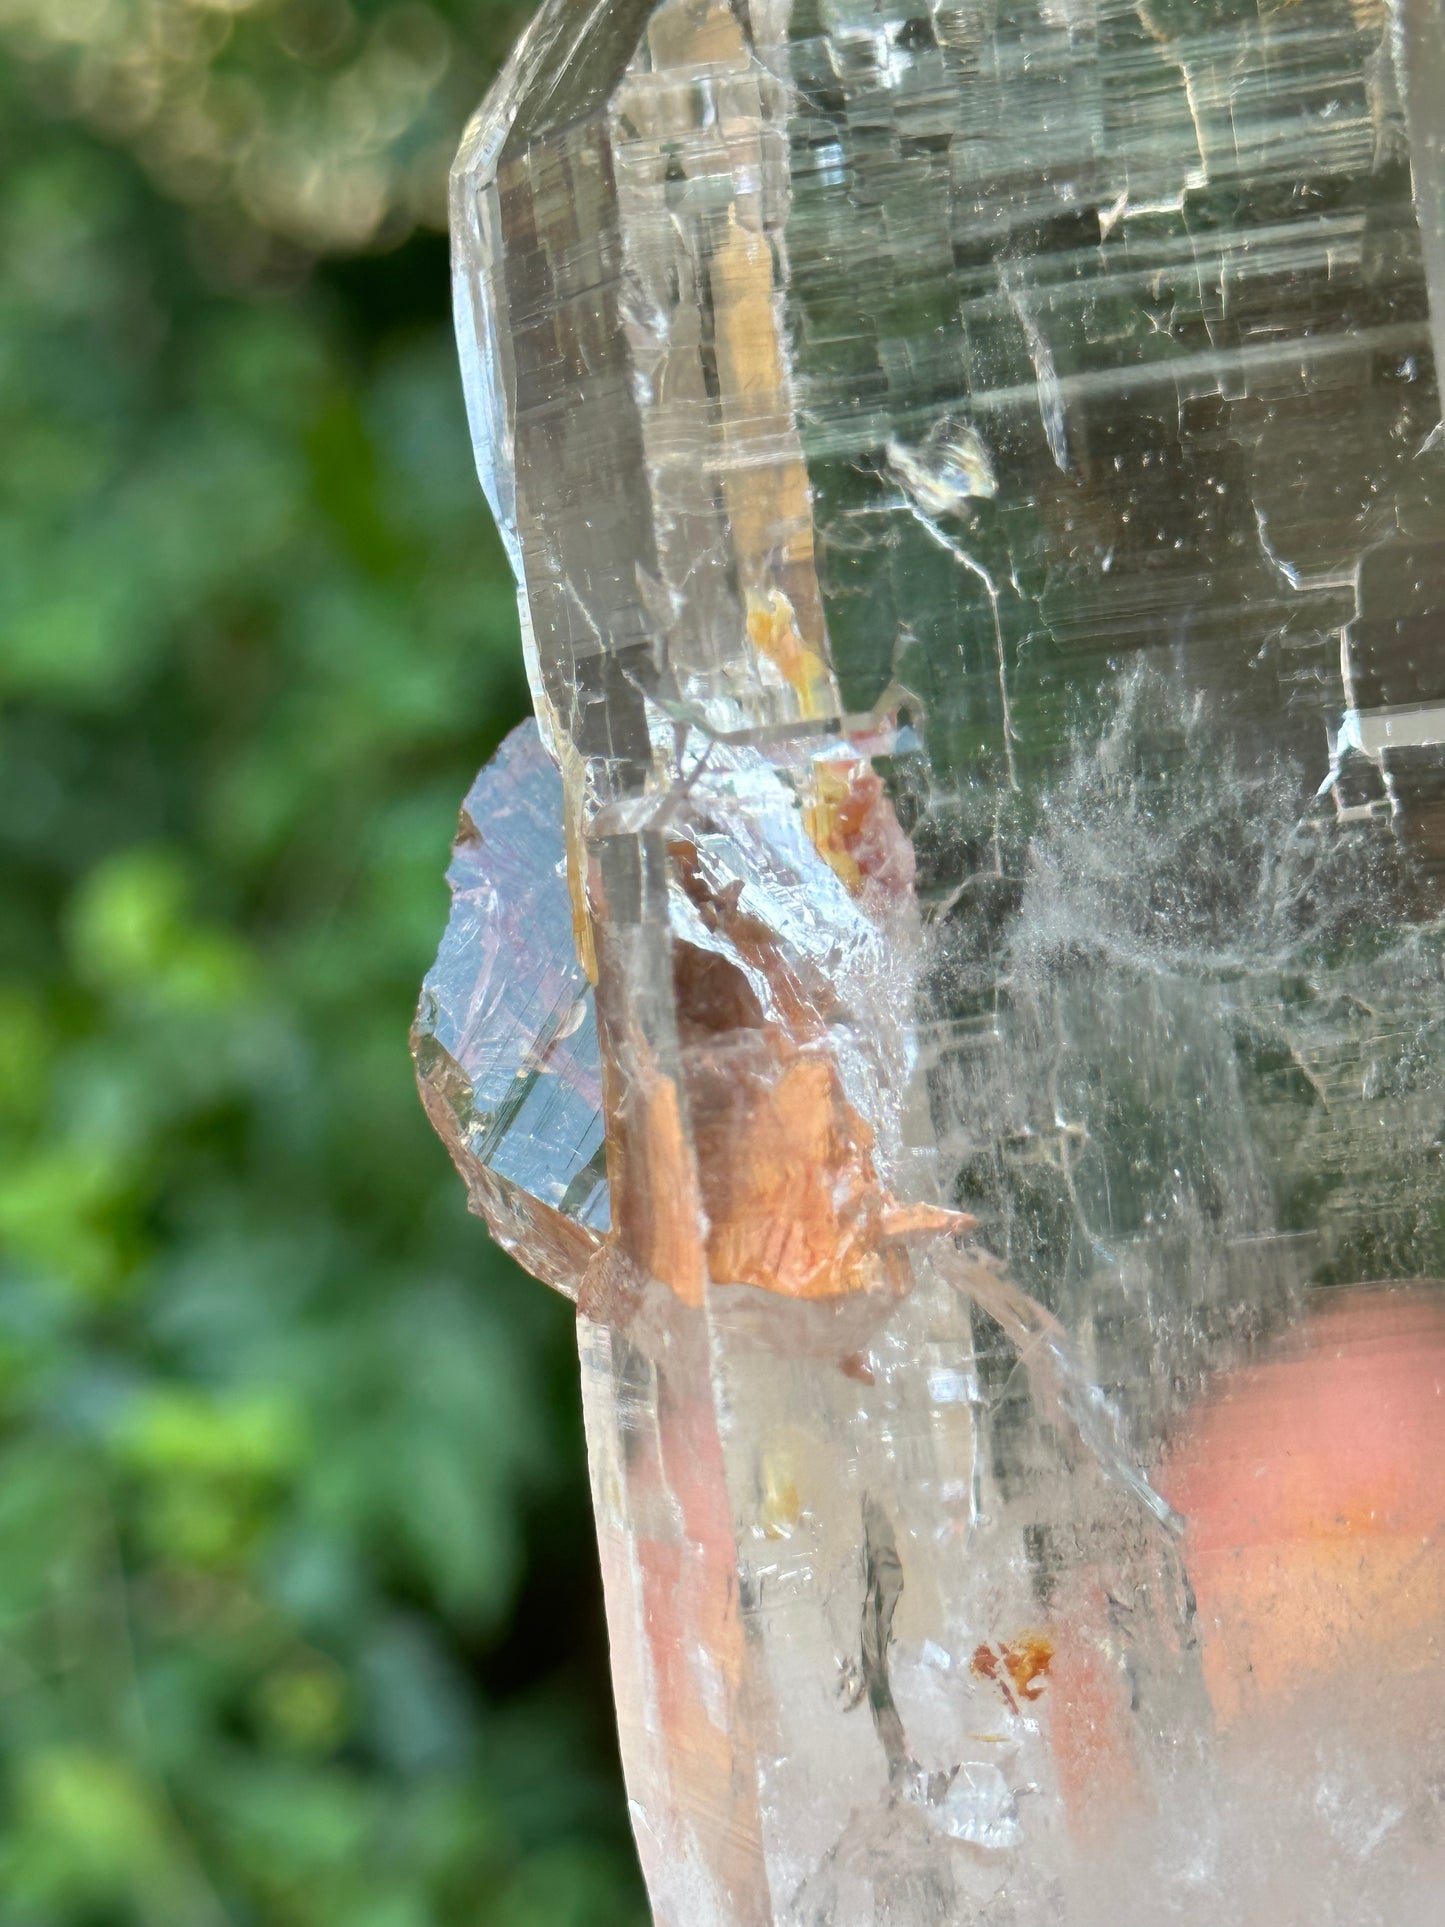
[0,0,516,256]
[1,12,644,1922]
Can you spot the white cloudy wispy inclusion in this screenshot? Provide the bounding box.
[421,0,1445,1921]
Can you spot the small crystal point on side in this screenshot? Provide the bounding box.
[412,720,607,1296]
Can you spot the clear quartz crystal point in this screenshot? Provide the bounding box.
[423,1,1445,1920]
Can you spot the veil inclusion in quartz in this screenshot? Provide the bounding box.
[417,1,1445,1921]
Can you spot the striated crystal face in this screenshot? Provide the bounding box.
[423,2,1445,1921]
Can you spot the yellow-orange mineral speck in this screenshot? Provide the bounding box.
[802,753,917,906]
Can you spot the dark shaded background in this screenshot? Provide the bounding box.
[1,5,644,1919]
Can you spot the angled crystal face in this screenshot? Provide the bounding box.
[452,0,845,765]
[433,1,1445,1922]
[413,722,607,1293]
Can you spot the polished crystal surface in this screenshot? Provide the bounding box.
[423,1,1445,1920]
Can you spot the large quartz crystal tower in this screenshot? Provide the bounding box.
[419,1,1445,1920]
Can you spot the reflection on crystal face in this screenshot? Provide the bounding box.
[420,0,1445,1919]
[413,724,607,1295]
